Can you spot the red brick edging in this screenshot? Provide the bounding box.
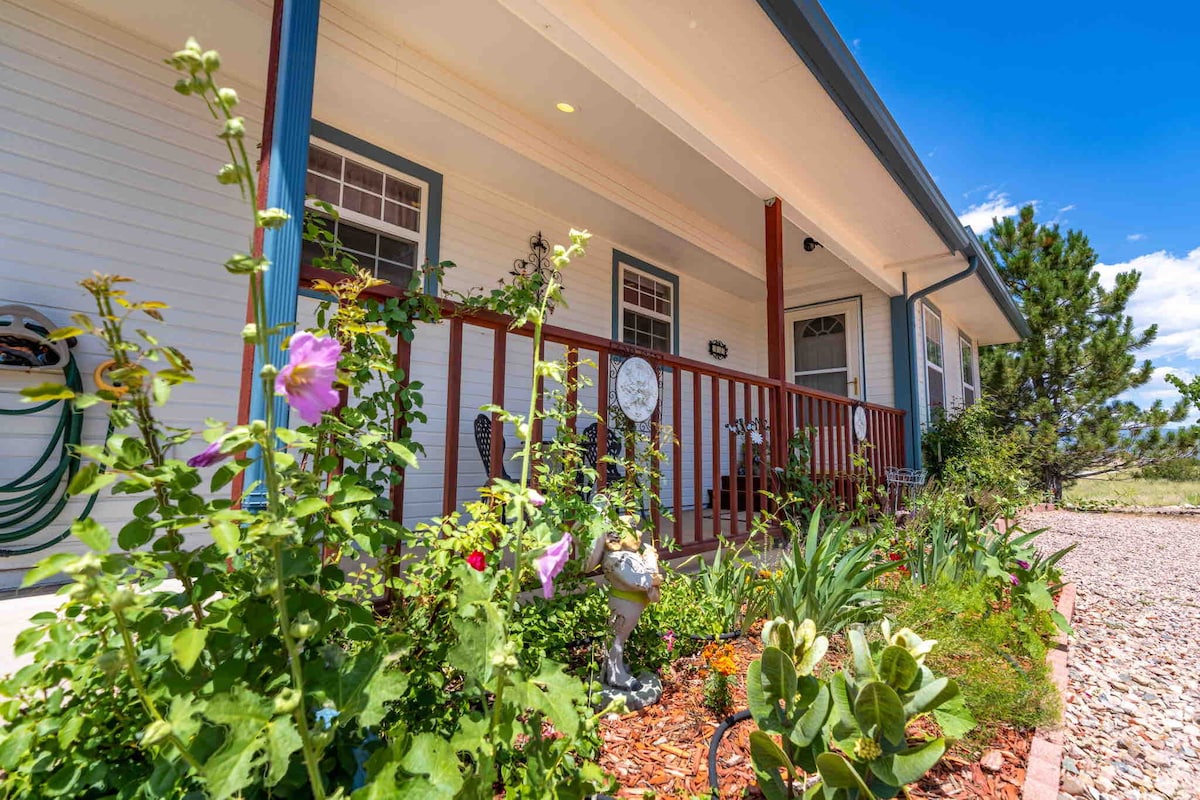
[1021,582,1077,800]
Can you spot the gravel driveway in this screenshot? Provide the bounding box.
[1022,510,1200,799]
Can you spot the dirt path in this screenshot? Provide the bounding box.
[1022,510,1200,799]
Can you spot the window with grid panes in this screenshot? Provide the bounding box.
[620,264,674,353]
[303,142,427,287]
[960,335,977,405]
[923,304,945,419]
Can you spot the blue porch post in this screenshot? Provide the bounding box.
[244,0,320,510]
[890,289,920,469]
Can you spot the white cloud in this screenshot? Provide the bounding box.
[1126,233,1146,242]
[1095,247,1200,363]
[957,191,1021,234]
[851,38,861,53]
[1058,204,1077,213]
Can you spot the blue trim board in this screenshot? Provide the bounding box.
[611,250,681,356]
[309,120,445,296]
[245,0,321,510]
[889,293,915,467]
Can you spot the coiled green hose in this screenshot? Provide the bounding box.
[0,351,103,557]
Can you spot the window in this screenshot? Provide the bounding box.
[302,141,428,287]
[615,255,677,354]
[792,314,849,395]
[960,335,977,406]
[923,304,944,419]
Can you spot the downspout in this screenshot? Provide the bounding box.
[904,254,978,469]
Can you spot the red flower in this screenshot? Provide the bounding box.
[888,552,903,562]
[466,550,486,572]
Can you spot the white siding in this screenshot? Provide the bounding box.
[782,260,894,407]
[0,0,265,587]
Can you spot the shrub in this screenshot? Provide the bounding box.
[921,401,1034,519]
[1137,457,1200,481]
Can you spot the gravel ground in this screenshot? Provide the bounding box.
[1022,511,1200,800]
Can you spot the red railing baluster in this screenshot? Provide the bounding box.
[672,365,683,546]
[727,379,739,537]
[692,370,703,546]
[710,374,721,540]
[489,327,506,480]
[442,317,464,517]
[742,381,753,532]
[597,349,609,491]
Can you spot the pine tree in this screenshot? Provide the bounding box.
[979,205,1197,499]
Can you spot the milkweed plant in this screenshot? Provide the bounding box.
[0,38,617,799]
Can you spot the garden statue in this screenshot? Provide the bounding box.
[585,505,664,710]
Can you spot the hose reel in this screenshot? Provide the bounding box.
[0,305,107,557]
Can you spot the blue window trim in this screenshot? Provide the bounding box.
[611,250,680,356]
[309,120,444,296]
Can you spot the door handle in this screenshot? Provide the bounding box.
[848,377,860,397]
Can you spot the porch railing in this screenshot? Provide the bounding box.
[301,267,905,555]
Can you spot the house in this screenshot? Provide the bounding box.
[0,0,1027,587]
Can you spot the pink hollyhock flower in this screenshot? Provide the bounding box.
[528,489,546,507]
[466,550,486,572]
[1009,573,1020,586]
[276,332,341,425]
[187,438,229,468]
[664,629,676,653]
[1016,559,1030,570]
[535,532,572,599]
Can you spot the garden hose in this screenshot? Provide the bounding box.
[706,708,752,798]
[0,323,110,557]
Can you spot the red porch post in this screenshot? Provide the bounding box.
[765,198,786,466]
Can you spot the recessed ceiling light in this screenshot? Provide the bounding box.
[555,102,576,114]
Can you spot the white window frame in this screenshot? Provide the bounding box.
[960,334,978,406]
[618,261,676,354]
[305,137,430,278]
[923,304,945,420]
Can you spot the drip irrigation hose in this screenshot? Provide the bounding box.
[707,708,752,798]
[0,341,108,557]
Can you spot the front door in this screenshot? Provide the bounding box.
[785,299,863,400]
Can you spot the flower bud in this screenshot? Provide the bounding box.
[184,37,202,54]
[241,323,258,341]
[256,208,291,229]
[220,117,245,140]
[173,79,193,96]
[289,611,319,641]
[248,420,268,435]
[254,575,278,597]
[201,50,221,71]
[110,588,137,613]
[259,364,278,380]
[141,719,173,747]
[853,736,882,761]
[273,688,301,715]
[217,163,241,185]
[217,87,238,108]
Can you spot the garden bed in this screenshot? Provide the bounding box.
[596,630,1038,799]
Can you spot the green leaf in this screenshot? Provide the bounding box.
[878,645,919,691]
[360,667,408,728]
[67,463,115,496]
[22,552,78,587]
[0,726,32,770]
[853,682,906,746]
[72,518,110,552]
[932,694,976,740]
[211,521,241,555]
[151,376,171,406]
[171,626,208,673]
[748,731,794,800]
[788,681,831,748]
[849,628,877,680]
[903,676,958,716]
[340,486,376,505]
[265,717,302,786]
[815,752,874,796]
[202,689,274,799]
[385,441,419,468]
[888,737,946,786]
[20,382,74,401]
[291,496,329,517]
[47,325,84,341]
[118,518,155,550]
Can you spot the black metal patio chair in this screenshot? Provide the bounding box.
[473,413,513,482]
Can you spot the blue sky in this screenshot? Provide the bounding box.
[824,1,1200,413]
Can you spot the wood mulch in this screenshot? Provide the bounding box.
[597,631,1033,799]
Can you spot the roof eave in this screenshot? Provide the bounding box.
[965,227,1031,340]
[755,0,970,255]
